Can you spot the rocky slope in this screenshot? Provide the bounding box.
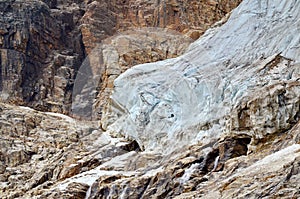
[2,0,300,199]
[0,102,144,198]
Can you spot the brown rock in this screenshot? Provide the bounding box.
[0,0,85,114]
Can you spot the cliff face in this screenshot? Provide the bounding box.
[2,0,300,199]
[81,0,242,53]
[0,0,85,114]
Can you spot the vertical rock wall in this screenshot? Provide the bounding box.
[0,0,85,113]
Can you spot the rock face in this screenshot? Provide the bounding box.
[0,0,86,114]
[0,102,142,198]
[2,0,300,199]
[81,0,242,54]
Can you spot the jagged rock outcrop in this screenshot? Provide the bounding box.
[3,100,299,198]
[0,102,144,198]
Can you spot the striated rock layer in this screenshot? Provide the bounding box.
[2,0,300,199]
[0,102,143,198]
[81,0,242,54]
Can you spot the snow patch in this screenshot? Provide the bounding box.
[57,167,137,190]
[45,112,75,123]
[179,163,200,184]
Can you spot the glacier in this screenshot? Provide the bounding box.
[105,0,300,152]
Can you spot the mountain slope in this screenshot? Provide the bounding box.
[1,0,300,198]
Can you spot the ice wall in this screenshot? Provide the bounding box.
[106,0,300,152]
